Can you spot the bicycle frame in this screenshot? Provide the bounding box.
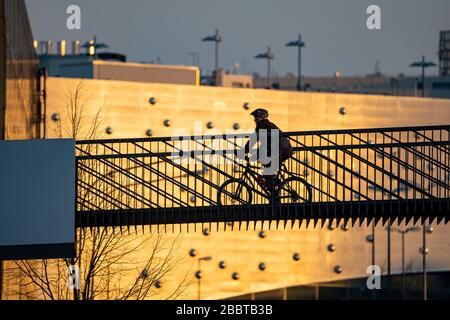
[234,161,292,198]
[219,159,311,205]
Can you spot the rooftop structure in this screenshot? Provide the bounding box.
[253,73,450,99]
[37,39,200,86]
[439,30,450,77]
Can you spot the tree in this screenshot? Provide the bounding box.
[4,81,190,300]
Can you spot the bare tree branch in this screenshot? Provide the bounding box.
[4,81,189,300]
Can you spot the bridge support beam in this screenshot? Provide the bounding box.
[77,198,450,230]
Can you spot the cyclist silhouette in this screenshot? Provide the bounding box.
[243,108,293,203]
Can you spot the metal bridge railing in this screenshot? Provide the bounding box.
[75,125,450,230]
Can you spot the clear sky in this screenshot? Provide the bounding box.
[25,0,450,77]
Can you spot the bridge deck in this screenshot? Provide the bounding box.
[77,198,450,230]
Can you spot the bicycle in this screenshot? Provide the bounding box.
[217,157,312,206]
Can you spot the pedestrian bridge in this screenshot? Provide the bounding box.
[75,125,450,231]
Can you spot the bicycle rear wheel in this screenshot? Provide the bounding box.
[217,179,253,206]
[277,177,312,203]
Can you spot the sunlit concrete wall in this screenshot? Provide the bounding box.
[41,77,450,300]
[44,78,450,139]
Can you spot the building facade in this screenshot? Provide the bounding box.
[39,52,200,86]
[254,74,450,99]
[38,77,450,300]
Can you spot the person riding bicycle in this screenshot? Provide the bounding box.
[243,108,294,203]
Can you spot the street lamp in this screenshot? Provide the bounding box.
[386,226,420,299]
[255,47,275,89]
[369,222,376,300]
[422,223,433,300]
[81,35,109,56]
[188,52,199,67]
[409,56,437,98]
[197,256,212,300]
[334,72,342,92]
[286,34,306,91]
[202,29,222,85]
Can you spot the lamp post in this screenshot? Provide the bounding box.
[409,56,436,98]
[255,47,274,89]
[188,52,199,67]
[202,29,222,85]
[81,35,109,57]
[386,218,391,298]
[422,224,433,300]
[196,256,212,300]
[370,222,376,300]
[286,34,305,91]
[386,226,420,299]
[422,224,427,300]
[371,223,375,267]
[334,72,342,92]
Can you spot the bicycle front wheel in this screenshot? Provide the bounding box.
[217,179,253,206]
[278,177,312,204]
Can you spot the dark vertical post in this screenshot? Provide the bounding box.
[255,46,273,89]
[387,219,391,297]
[297,34,302,91]
[423,224,427,300]
[387,220,391,275]
[421,56,426,98]
[371,222,376,300]
[214,29,219,86]
[189,52,199,67]
[410,56,435,98]
[267,47,271,89]
[401,232,405,299]
[371,223,375,266]
[203,29,221,86]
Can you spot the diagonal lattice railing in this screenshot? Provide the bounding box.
[75,125,450,230]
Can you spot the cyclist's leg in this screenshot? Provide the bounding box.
[276,156,285,184]
[262,155,281,203]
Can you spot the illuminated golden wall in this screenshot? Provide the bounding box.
[45,78,450,140]
[38,78,450,300]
